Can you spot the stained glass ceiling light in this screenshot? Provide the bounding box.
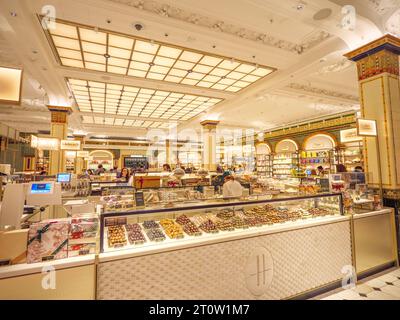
[45,19,275,92]
[68,78,222,127]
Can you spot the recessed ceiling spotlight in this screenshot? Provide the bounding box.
[212,45,216,48]
[149,62,155,66]
[106,19,112,24]
[133,22,144,31]
[187,69,193,73]
[104,53,110,59]
[10,11,17,17]
[32,50,38,54]
[295,1,306,10]
[164,33,169,37]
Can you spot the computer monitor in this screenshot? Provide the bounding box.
[57,173,71,183]
[26,181,61,206]
[30,182,53,194]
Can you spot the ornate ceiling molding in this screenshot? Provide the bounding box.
[315,58,353,75]
[108,0,330,54]
[286,83,359,102]
[368,0,400,15]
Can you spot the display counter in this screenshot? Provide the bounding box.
[0,192,397,300]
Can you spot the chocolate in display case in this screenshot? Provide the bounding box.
[99,193,343,253]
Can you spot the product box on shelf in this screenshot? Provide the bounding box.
[27,219,70,263]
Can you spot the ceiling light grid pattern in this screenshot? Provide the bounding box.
[47,20,275,92]
[68,78,222,127]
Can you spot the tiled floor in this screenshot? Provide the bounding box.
[318,269,400,300]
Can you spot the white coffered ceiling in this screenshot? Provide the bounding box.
[0,0,397,138]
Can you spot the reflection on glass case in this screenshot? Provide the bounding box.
[99,193,343,253]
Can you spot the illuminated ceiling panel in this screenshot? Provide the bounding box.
[68,78,222,128]
[45,20,275,92]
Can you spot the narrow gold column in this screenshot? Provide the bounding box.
[201,120,219,171]
[165,139,171,166]
[47,106,72,175]
[73,134,86,174]
[345,35,400,199]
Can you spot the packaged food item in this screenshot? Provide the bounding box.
[146,228,166,242]
[175,215,192,225]
[68,243,96,257]
[182,222,202,236]
[125,224,146,245]
[142,220,160,229]
[159,219,184,239]
[107,225,127,247]
[27,219,70,263]
[198,219,219,233]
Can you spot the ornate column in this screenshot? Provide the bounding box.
[73,134,86,174]
[201,120,219,171]
[345,34,400,199]
[47,106,72,175]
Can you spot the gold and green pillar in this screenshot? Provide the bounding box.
[73,134,86,174]
[47,105,72,175]
[201,120,219,171]
[345,34,400,199]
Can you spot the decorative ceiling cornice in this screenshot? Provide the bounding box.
[108,0,330,54]
[368,0,400,15]
[286,83,359,102]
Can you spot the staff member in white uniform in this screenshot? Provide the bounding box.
[222,175,243,198]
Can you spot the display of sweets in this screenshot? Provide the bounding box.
[145,228,166,242]
[143,220,160,229]
[125,223,142,232]
[182,221,202,236]
[125,224,146,245]
[159,219,184,239]
[107,225,127,247]
[216,210,235,220]
[214,220,235,232]
[197,219,219,233]
[175,214,192,226]
[230,216,249,229]
[243,216,264,227]
[308,208,331,217]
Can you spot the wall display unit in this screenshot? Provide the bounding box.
[124,156,149,171]
[273,139,300,178]
[88,150,114,171]
[255,143,272,177]
[338,141,364,170]
[301,134,338,174]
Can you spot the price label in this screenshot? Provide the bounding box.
[134,191,145,208]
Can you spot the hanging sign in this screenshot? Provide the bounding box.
[357,119,377,137]
[77,151,89,158]
[340,128,362,143]
[31,136,60,150]
[60,140,81,150]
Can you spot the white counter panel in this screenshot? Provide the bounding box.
[97,219,352,300]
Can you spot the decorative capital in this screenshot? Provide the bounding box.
[344,34,400,62]
[200,120,220,131]
[47,105,72,124]
[344,35,400,81]
[47,105,73,114]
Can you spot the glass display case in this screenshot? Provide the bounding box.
[99,193,343,253]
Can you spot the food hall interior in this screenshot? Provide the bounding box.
[0,0,400,300]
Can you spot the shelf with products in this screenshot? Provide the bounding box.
[300,149,336,173]
[99,193,343,253]
[272,152,300,177]
[338,141,364,169]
